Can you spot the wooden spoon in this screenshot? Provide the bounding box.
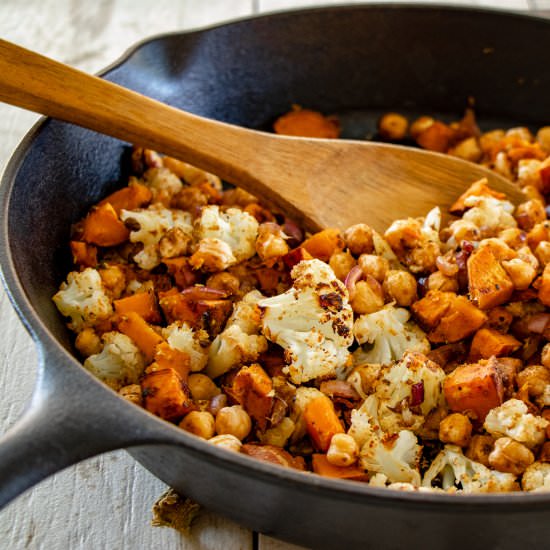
[0,39,523,232]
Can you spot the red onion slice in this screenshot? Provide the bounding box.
[344,265,364,299]
[527,313,550,334]
[410,381,425,407]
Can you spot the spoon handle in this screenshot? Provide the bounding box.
[0,39,278,190]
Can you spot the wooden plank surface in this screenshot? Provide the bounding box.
[0,1,539,549]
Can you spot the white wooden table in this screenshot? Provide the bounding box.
[0,1,547,548]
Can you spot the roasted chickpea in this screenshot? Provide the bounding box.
[541,344,550,369]
[188,374,221,401]
[118,384,143,407]
[501,258,537,290]
[438,413,472,447]
[498,228,527,250]
[427,271,459,293]
[479,129,505,154]
[255,223,289,262]
[329,250,356,281]
[180,411,216,439]
[517,365,550,398]
[378,112,409,141]
[410,116,435,140]
[523,185,546,204]
[517,159,542,188]
[465,435,495,467]
[75,328,102,357]
[515,200,547,231]
[208,433,242,452]
[350,278,384,314]
[448,137,482,163]
[98,264,126,299]
[535,241,550,266]
[383,269,417,307]
[448,219,480,243]
[537,126,550,153]
[360,260,389,288]
[506,126,534,141]
[488,437,534,475]
[326,433,359,467]
[215,405,252,441]
[343,224,374,256]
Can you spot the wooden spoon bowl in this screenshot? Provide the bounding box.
[0,39,523,232]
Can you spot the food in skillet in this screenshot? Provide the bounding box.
[53,108,550,494]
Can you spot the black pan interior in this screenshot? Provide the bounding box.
[5,5,550,351]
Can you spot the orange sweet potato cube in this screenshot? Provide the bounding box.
[70,241,97,268]
[411,290,455,329]
[114,291,161,324]
[142,369,193,421]
[301,229,344,261]
[449,178,506,215]
[467,245,514,309]
[153,342,191,380]
[117,311,163,363]
[163,256,199,288]
[311,454,369,481]
[81,202,130,247]
[304,394,344,452]
[241,444,306,471]
[99,180,152,214]
[444,362,504,422]
[538,264,550,307]
[273,108,340,139]
[231,364,274,430]
[282,247,314,269]
[469,328,521,361]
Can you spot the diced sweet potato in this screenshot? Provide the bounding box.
[282,247,314,269]
[142,368,193,421]
[301,228,344,262]
[527,222,550,250]
[163,257,199,289]
[117,311,163,362]
[81,202,130,246]
[241,444,306,470]
[311,454,369,481]
[273,107,340,139]
[415,121,453,152]
[467,245,514,309]
[114,291,161,324]
[303,394,344,452]
[444,361,504,422]
[449,178,506,215]
[70,241,97,268]
[486,307,514,333]
[412,291,486,344]
[255,267,287,293]
[153,341,191,380]
[99,180,152,214]
[469,328,521,361]
[538,264,550,307]
[230,364,274,431]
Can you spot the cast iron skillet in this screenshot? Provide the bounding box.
[1,5,550,549]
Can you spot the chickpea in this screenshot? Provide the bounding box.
[378,112,409,141]
[188,374,221,401]
[448,137,482,163]
[98,264,126,299]
[515,200,547,231]
[326,433,359,467]
[438,413,472,447]
[206,271,240,296]
[448,219,480,243]
[179,411,216,439]
[75,328,102,357]
[343,224,374,256]
[501,258,537,290]
[427,271,458,293]
[329,250,356,281]
[535,241,550,266]
[517,365,550,398]
[255,223,289,262]
[506,126,534,142]
[479,129,505,154]
[465,435,495,467]
[537,126,550,153]
[488,437,534,475]
[410,116,435,140]
[498,228,527,250]
[517,159,543,188]
[118,384,143,407]
[523,185,545,204]
[383,269,417,307]
[358,254,389,282]
[208,433,243,453]
[221,187,258,207]
[189,238,235,272]
[215,405,252,441]
[350,278,384,314]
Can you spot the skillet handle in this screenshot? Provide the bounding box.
[0,348,168,509]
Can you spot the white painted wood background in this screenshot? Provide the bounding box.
[0,1,548,549]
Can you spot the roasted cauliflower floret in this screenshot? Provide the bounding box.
[53,267,113,332]
[142,166,183,206]
[353,305,430,366]
[189,238,236,272]
[462,196,517,237]
[349,397,421,485]
[422,445,518,493]
[522,462,550,492]
[162,322,210,372]
[194,205,259,264]
[206,290,268,378]
[483,399,549,448]
[368,351,446,434]
[259,259,354,384]
[120,205,192,270]
[83,331,145,390]
[383,207,441,273]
